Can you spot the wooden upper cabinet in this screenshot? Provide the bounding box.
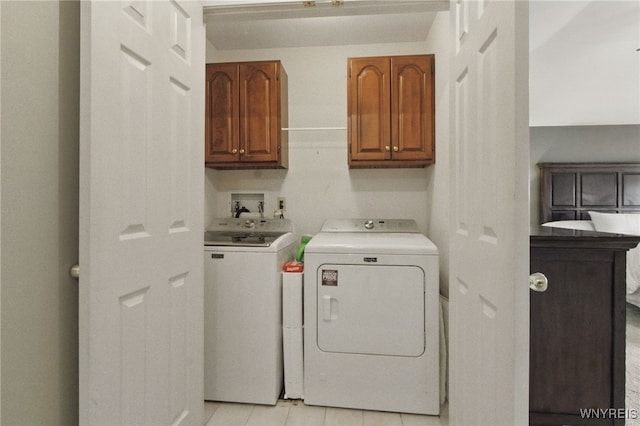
[348,55,435,168]
[205,60,288,169]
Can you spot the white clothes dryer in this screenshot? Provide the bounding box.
[303,219,439,415]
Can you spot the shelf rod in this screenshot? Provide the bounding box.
[282,127,347,131]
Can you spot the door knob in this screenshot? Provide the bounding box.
[70,264,80,279]
[393,146,399,152]
[529,272,548,292]
[232,148,238,154]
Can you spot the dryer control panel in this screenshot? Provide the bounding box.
[320,219,420,233]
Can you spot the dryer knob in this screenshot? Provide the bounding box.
[364,220,375,230]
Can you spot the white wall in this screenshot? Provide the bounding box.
[529,1,640,126]
[529,124,640,225]
[421,12,451,298]
[205,11,451,295]
[0,1,3,419]
[1,2,79,424]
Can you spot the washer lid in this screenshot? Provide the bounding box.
[305,231,438,255]
[204,231,296,252]
[204,218,296,249]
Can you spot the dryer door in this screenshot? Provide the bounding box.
[317,264,425,357]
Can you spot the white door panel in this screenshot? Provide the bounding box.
[449,1,529,424]
[317,265,425,357]
[79,1,204,424]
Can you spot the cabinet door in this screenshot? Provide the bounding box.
[391,55,435,162]
[348,57,391,162]
[239,62,281,163]
[530,247,618,425]
[205,63,240,163]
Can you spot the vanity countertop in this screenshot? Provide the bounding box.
[530,226,640,249]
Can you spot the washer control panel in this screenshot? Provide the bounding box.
[320,219,420,233]
[208,218,293,233]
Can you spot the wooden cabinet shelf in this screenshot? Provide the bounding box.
[347,54,435,168]
[205,60,288,169]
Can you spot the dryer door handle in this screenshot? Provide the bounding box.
[322,295,332,321]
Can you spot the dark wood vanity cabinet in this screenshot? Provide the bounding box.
[530,228,640,426]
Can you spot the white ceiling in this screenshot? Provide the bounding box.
[203,0,448,49]
[203,0,640,126]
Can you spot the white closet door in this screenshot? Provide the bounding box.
[79,1,205,424]
[448,0,530,424]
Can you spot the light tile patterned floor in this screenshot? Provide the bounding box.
[202,303,639,425]
[204,400,446,426]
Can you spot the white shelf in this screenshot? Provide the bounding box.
[282,127,347,131]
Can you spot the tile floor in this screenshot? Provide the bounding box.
[202,302,638,425]
[204,400,447,426]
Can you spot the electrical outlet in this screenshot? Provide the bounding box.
[277,197,286,211]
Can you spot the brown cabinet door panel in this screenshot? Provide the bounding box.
[391,55,434,162]
[205,63,239,163]
[348,57,391,162]
[240,62,280,163]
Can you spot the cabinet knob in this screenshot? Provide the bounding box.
[529,272,548,292]
[385,146,390,152]
[393,146,399,152]
[232,148,238,154]
[239,149,245,154]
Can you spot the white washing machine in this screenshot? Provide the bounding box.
[204,218,296,405]
[303,219,439,415]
